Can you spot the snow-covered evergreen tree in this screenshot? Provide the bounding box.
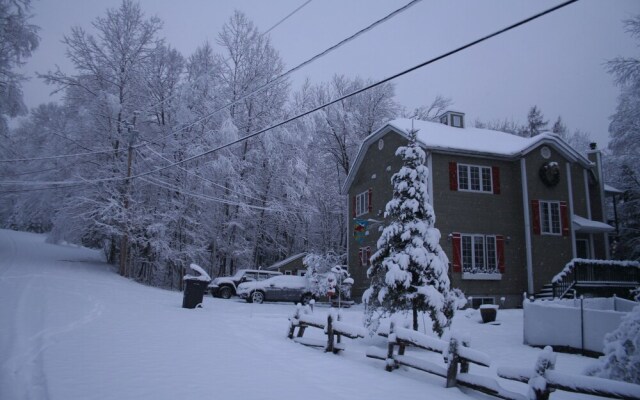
[586,304,640,384]
[525,105,548,137]
[363,128,461,336]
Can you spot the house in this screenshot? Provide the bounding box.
[265,253,307,276]
[342,112,615,308]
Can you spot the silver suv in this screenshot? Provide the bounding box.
[208,269,281,299]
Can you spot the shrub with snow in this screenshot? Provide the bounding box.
[585,303,640,384]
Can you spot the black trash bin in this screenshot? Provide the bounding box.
[182,278,210,309]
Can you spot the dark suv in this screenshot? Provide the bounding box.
[208,269,281,299]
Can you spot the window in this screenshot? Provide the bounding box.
[457,164,492,193]
[354,190,371,217]
[452,114,463,128]
[470,297,495,309]
[358,247,371,267]
[284,270,292,275]
[461,234,498,274]
[540,201,561,235]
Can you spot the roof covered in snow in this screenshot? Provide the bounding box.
[265,252,307,271]
[572,215,615,234]
[343,119,594,193]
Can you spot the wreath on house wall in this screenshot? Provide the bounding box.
[539,161,560,187]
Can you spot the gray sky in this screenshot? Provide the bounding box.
[19,0,640,148]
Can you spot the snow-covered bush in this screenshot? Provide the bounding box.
[585,303,640,384]
[303,252,351,298]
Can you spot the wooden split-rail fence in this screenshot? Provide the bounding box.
[286,310,640,400]
[288,306,366,353]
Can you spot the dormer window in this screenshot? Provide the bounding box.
[439,111,465,128]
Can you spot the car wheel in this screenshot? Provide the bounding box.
[219,286,233,299]
[251,291,264,304]
[300,293,313,305]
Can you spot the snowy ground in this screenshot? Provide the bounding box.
[0,229,606,400]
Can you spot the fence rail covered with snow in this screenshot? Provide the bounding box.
[498,346,640,400]
[287,306,365,353]
[366,322,525,400]
[523,297,635,354]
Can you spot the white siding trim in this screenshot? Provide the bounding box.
[427,152,433,207]
[521,158,534,294]
[566,163,577,259]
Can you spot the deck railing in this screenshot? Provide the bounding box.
[552,259,639,299]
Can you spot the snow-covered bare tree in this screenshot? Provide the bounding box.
[41,0,163,275]
[0,0,39,138]
[606,14,640,260]
[401,95,452,122]
[364,129,460,336]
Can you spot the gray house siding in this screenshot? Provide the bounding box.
[345,122,609,308]
[523,147,574,294]
[432,153,527,308]
[348,131,407,298]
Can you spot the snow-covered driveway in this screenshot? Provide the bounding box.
[0,229,596,400]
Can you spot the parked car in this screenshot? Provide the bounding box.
[237,275,314,305]
[208,269,281,299]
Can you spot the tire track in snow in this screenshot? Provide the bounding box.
[1,281,105,400]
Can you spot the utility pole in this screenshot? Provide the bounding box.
[119,111,139,277]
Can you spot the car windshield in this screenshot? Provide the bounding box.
[231,270,248,279]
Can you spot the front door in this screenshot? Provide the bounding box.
[576,238,590,259]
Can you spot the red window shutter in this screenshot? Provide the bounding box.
[368,188,373,213]
[560,201,569,237]
[449,162,458,191]
[531,200,541,235]
[352,195,356,218]
[451,233,461,272]
[366,247,372,265]
[496,235,505,273]
[492,166,501,194]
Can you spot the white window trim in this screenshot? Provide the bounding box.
[355,190,369,217]
[458,164,493,193]
[461,233,499,274]
[540,200,562,236]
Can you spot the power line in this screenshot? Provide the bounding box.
[0,1,314,165]
[142,0,422,145]
[1,0,413,165]
[0,147,124,163]
[0,0,579,187]
[120,0,314,129]
[122,0,580,181]
[137,145,266,203]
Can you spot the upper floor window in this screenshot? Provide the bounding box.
[531,199,568,237]
[540,201,561,235]
[354,189,371,217]
[458,164,492,193]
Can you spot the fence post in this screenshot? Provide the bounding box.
[385,321,396,372]
[326,313,334,353]
[580,295,585,356]
[460,338,470,374]
[528,346,555,400]
[445,337,460,388]
[287,306,301,339]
